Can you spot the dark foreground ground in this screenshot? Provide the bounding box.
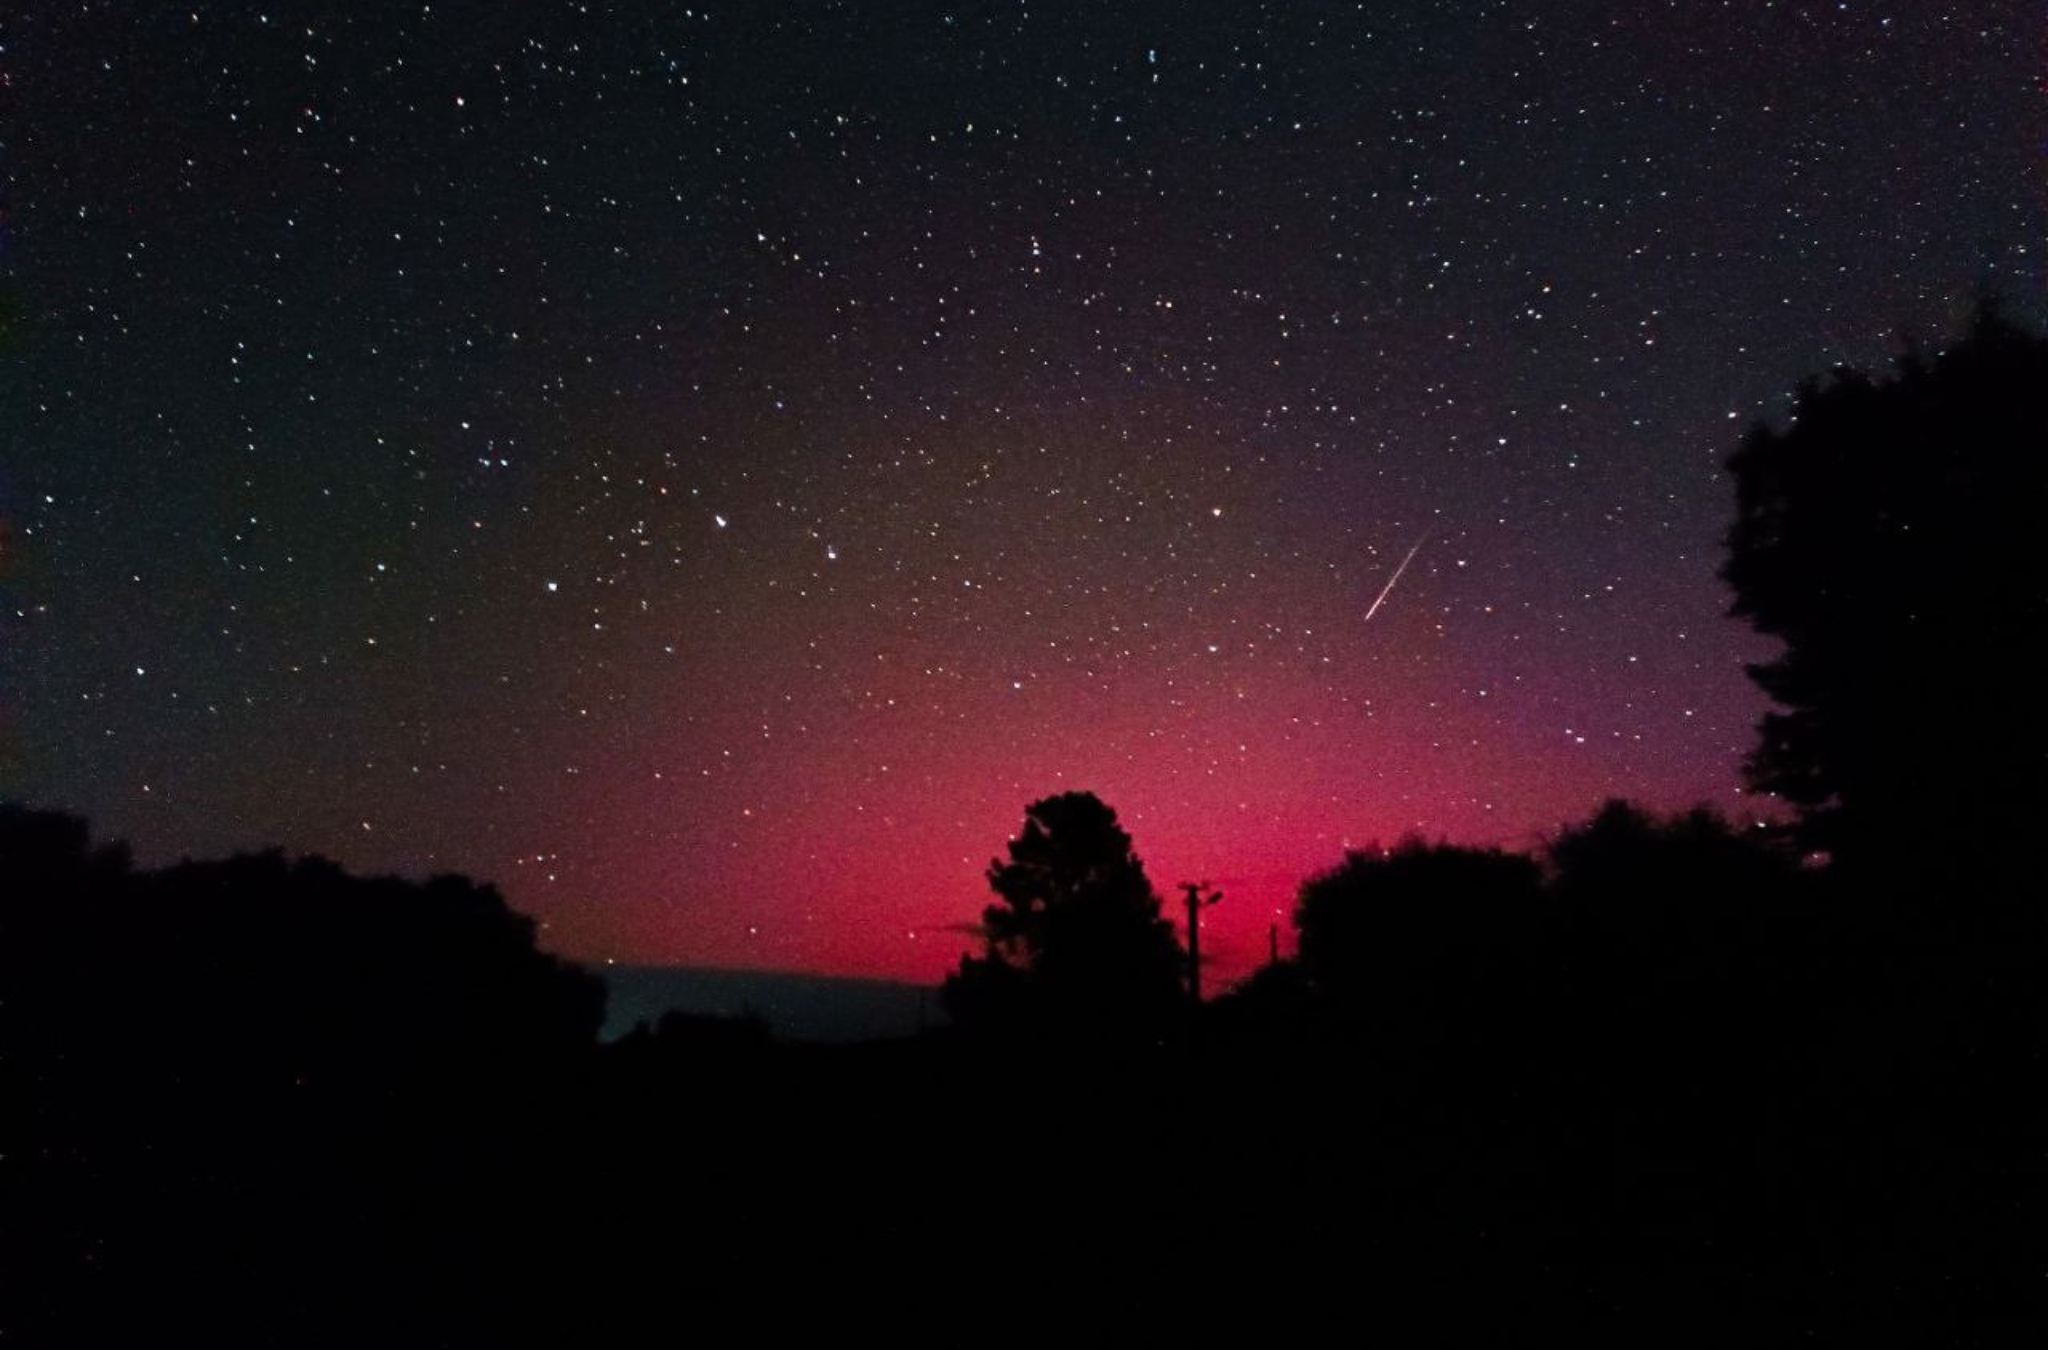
[14,1006,2043,1348]
[8,804,2043,1346]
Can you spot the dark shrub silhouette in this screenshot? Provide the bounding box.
[942,790,1183,1041]
[1722,304,2048,901]
[1206,952,1314,1042]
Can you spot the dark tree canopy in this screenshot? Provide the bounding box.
[1722,305,2048,885]
[1547,799,1797,917]
[1,804,610,1348]
[942,791,1183,1039]
[1544,799,1806,990]
[1,803,607,1088]
[1293,838,1541,1022]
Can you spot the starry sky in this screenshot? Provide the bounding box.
[3,2,2041,984]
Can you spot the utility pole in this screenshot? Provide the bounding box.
[1179,882,1223,1007]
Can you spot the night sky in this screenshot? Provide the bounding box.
[3,2,2041,984]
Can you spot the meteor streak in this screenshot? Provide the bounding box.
[1364,533,1432,623]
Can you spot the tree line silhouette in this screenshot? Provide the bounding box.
[6,305,2044,1343]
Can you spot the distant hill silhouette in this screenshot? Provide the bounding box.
[600,964,941,1043]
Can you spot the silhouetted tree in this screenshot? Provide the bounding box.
[1719,312,2048,1320]
[1,805,607,1347]
[942,791,1183,1040]
[1547,800,1800,950]
[1722,304,2048,901]
[1294,838,1541,1041]
[1543,800,1809,1049]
